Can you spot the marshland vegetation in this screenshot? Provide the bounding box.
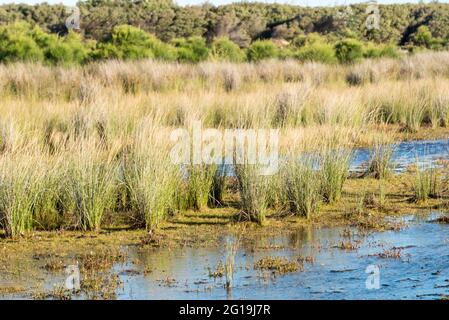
[1,52,449,239]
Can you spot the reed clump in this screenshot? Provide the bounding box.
[234,163,270,225]
[186,164,217,210]
[413,166,440,202]
[282,156,320,218]
[365,140,395,179]
[123,131,179,230]
[65,141,117,231]
[0,152,47,237]
[319,147,351,204]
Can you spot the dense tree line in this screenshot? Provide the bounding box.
[0,1,448,64]
[2,1,449,46]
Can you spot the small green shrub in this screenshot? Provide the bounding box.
[0,22,44,63]
[32,28,90,65]
[246,40,278,62]
[363,43,400,59]
[172,36,209,63]
[94,24,177,61]
[211,37,244,62]
[334,38,364,64]
[295,42,337,64]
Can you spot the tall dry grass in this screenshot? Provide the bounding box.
[1,52,449,236]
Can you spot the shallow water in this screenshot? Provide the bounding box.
[114,213,448,300]
[221,138,449,176]
[350,138,449,173]
[2,213,447,300]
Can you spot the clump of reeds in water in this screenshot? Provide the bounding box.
[365,141,395,179]
[319,147,351,203]
[413,166,440,202]
[282,156,320,219]
[234,163,270,225]
[224,226,244,292]
[225,237,238,292]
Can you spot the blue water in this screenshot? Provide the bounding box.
[2,213,446,300]
[112,213,448,300]
[350,138,449,174]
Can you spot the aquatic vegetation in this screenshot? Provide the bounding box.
[336,240,361,251]
[123,129,179,230]
[365,142,395,179]
[282,156,320,218]
[0,152,47,237]
[1,55,449,238]
[413,167,440,202]
[375,248,403,259]
[208,261,225,278]
[319,148,351,204]
[208,166,227,208]
[225,238,237,290]
[435,215,449,224]
[254,256,303,274]
[65,142,118,231]
[234,163,270,225]
[186,164,217,211]
[224,226,244,290]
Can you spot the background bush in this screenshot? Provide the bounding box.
[334,38,364,64]
[246,40,279,62]
[0,22,44,63]
[171,36,209,63]
[211,37,245,62]
[295,42,337,64]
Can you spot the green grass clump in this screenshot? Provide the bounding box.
[319,148,351,203]
[0,153,46,237]
[123,142,178,231]
[235,163,270,225]
[209,166,227,207]
[365,142,395,179]
[283,157,320,219]
[33,158,64,230]
[186,164,217,210]
[413,166,439,202]
[66,144,117,231]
